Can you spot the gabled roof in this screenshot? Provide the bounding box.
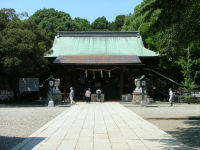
[46,31,158,57]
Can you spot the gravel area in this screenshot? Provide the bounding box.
[0,105,68,150]
[123,103,200,150]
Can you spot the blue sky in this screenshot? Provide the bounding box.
[0,0,143,22]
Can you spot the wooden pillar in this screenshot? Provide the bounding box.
[72,70,76,85]
[120,69,124,98]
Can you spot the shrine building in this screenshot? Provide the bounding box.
[45,31,158,101]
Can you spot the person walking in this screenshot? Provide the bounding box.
[96,89,102,102]
[169,88,174,106]
[85,88,91,103]
[69,87,75,104]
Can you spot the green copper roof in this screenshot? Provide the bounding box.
[46,31,158,57]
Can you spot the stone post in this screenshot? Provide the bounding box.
[132,75,149,104]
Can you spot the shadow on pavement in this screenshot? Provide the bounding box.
[146,106,159,107]
[144,139,193,150]
[57,105,71,107]
[0,104,46,108]
[0,136,45,150]
[168,119,200,149]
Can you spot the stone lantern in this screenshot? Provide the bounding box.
[132,75,148,106]
[46,75,56,107]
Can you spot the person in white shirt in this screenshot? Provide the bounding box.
[169,88,174,106]
[96,89,102,102]
[85,88,91,103]
[69,87,75,104]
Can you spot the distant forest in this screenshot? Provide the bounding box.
[0,0,199,91]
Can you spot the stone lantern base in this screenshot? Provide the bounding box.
[132,88,148,104]
[48,100,54,107]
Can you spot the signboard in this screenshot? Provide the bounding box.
[19,78,39,94]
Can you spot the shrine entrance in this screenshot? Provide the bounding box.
[52,65,142,101]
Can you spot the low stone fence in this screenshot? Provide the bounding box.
[0,90,14,101]
[174,90,200,103]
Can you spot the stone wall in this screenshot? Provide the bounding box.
[132,93,148,104]
[91,94,104,102]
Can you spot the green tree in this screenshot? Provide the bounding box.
[71,17,91,31]
[156,0,200,86]
[0,8,18,20]
[91,16,110,31]
[0,8,20,31]
[121,13,135,31]
[0,19,52,76]
[122,0,157,31]
[113,15,125,31]
[178,48,197,92]
[30,8,72,39]
[0,11,8,31]
[122,0,200,88]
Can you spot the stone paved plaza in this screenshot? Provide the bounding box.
[12,102,192,150]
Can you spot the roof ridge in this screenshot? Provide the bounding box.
[57,31,140,37]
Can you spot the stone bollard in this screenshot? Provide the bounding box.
[48,100,54,107]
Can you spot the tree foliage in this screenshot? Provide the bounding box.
[71,17,91,31]
[30,8,72,39]
[113,15,125,31]
[91,16,110,31]
[122,0,200,89]
[178,48,197,91]
[0,9,52,78]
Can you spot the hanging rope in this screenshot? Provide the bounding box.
[73,67,120,72]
